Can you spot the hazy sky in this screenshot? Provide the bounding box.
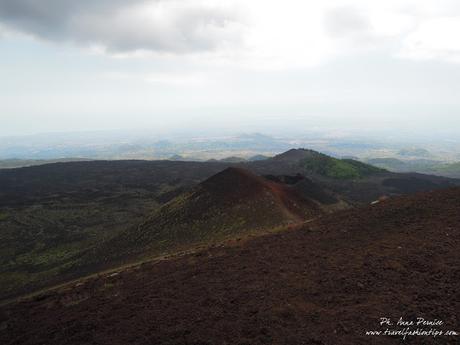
[1,0,460,137]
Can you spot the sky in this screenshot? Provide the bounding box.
[1,0,460,137]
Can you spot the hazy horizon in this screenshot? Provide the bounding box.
[1,0,460,139]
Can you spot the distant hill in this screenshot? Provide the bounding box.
[219,156,247,163]
[100,167,324,261]
[398,147,431,157]
[271,148,385,179]
[248,154,269,161]
[169,154,185,161]
[272,148,319,162]
[430,161,460,178]
[366,157,428,172]
[0,158,92,169]
[366,157,460,178]
[251,149,458,203]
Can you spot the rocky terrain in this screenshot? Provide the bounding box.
[1,187,459,344]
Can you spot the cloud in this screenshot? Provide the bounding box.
[103,71,207,86]
[321,1,460,64]
[399,17,460,62]
[1,0,460,67]
[324,6,371,38]
[321,5,384,57]
[0,0,245,54]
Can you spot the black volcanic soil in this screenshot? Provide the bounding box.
[2,188,460,345]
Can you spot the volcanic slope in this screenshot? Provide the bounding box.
[2,188,459,345]
[1,149,457,300]
[99,167,325,262]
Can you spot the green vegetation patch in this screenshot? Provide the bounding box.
[0,211,8,221]
[300,154,384,179]
[13,242,84,269]
[435,162,460,176]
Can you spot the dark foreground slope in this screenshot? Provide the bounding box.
[2,188,459,345]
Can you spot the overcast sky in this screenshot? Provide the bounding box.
[1,0,460,137]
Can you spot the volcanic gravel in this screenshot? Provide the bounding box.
[1,188,460,345]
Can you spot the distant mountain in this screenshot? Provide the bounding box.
[366,157,460,178]
[219,156,247,163]
[248,154,270,161]
[169,154,185,161]
[101,167,324,261]
[0,158,92,169]
[398,147,431,158]
[365,157,427,172]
